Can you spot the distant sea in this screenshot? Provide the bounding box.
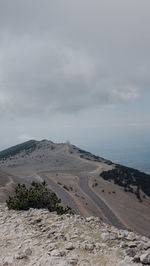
[86,145,150,174]
[99,149,150,174]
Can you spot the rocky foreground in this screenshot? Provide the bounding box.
[0,205,150,266]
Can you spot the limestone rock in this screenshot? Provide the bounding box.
[66,242,75,250]
[140,253,150,264]
[0,204,149,266]
[84,243,95,251]
[101,232,110,241]
[127,242,137,248]
[123,248,136,257]
[66,258,78,265]
[133,255,140,263]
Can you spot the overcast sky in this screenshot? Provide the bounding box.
[0,0,150,157]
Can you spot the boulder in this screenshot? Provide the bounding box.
[101,232,110,241]
[140,253,150,264]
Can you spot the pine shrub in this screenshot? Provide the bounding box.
[6,181,75,215]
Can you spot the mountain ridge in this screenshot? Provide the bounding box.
[1,204,150,266]
[0,139,150,237]
[0,139,106,163]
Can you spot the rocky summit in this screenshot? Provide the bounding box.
[0,204,150,266]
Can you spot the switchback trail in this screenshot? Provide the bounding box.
[38,173,80,215]
[77,172,125,229]
[39,171,125,229]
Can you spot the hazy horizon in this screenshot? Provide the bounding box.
[0,0,150,173]
[0,133,150,174]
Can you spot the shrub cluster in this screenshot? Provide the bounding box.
[0,140,37,160]
[100,165,150,201]
[6,181,75,215]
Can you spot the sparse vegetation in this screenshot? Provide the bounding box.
[127,228,133,232]
[6,181,75,215]
[0,140,37,160]
[100,165,150,201]
[63,185,69,191]
[77,148,105,162]
[92,182,98,188]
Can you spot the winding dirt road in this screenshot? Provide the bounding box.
[77,172,125,229]
[39,172,81,215]
[39,171,125,230]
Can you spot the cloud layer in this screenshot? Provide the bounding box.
[0,0,150,117]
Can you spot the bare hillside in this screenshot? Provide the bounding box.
[0,169,15,202]
[0,139,150,237]
[0,140,102,177]
[1,204,150,266]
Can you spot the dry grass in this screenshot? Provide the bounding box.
[0,140,149,237]
[88,171,150,237]
[46,172,107,221]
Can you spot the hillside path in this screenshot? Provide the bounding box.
[39,171,125,230]
[77,172,125,229]
[39,172,80,215]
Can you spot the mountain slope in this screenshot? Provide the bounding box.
[0,139,150,236]
[101,165,150,199]
[0,140,105,177]
[1,205,150,266]
[0,140,38,160]
[0,169,15,202]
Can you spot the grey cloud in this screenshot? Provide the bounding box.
[0,0,150,117]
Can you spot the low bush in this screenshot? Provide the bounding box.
[63,185,69,191]
[100,164,150,200]
[6,181,75,215]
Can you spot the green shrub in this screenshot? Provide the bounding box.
[100,164,150,200]
[6,181,75,215]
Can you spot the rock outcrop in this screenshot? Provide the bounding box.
[0,204,150,266]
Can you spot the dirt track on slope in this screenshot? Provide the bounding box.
[39,171,125,230]
[77,172,125,229]
[39,172,81,215]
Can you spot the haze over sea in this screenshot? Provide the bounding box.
[79,127,150,174]
[97,146,150,174]
[0,1,150,176]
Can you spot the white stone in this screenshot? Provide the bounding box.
[126,233,136,241]
[101,232,110,241]
[140,253,150,264]
[24,247,32,256]
[120,241,128,248]
[84,243,95,251]
[0,205,150,266]
[66,242,75,250]
[127,242,137,248]
[66,258,78,265]
[144,242,150,250]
